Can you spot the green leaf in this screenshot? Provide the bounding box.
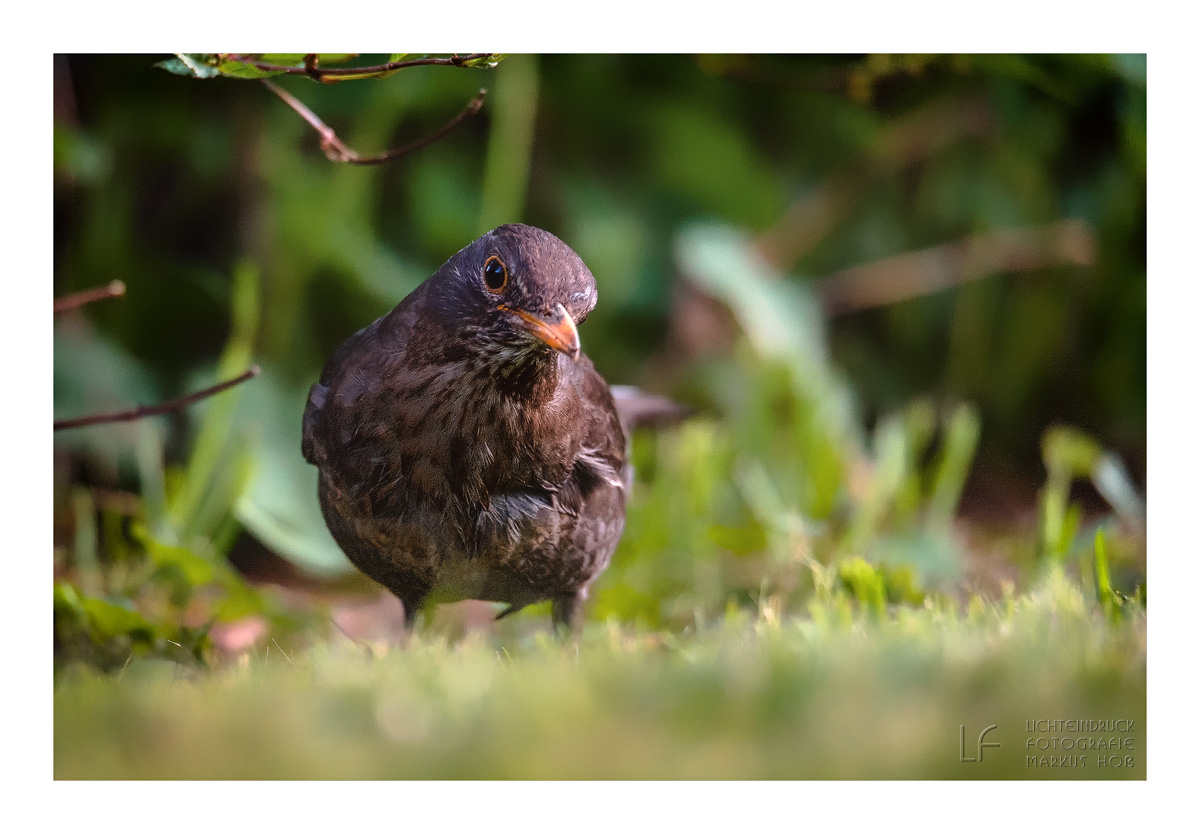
[214,579,266,622]
[54,581,86,620]
[154,57,199,77]
[1093,527,1124,622]
[926,404,981,528]
[153,53,297,80]
[461,54,506,69]
[231,364,351,576]
[155,53,222,79]
[1041,425,1102,480]
[138,527,216,586]
[169,260,259,541]
[214,58,284,80]
[1093,528,1112,601]
[878,564,927,606]
[836,557,887,618]
[80,595,155,640]
[676,223,825,362]
[1091,452,1145,526]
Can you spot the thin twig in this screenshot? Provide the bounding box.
[53,281,126,314]
[348,90,487,165]
[226,53,498,81]
[262,79,353,159]
[818,219,1096,315]
[54,366,260,432]
[262,79,486,165]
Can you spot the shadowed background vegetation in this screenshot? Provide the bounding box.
[53,54,1145,779]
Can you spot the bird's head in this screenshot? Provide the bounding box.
[428,224,597,364]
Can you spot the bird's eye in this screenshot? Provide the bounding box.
[483,256,508,293]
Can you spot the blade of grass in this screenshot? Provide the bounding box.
[135,422,169,539]
[72,489,101,598]
[926,404,981,529]
[170,261,260,542]
[1093,527,1118,621]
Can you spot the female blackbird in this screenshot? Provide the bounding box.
[302,224,630,631]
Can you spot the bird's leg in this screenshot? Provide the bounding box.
[550,590,586,636]
[494,603,526,621]
[400,595,426,632]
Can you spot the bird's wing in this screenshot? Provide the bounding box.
[569,358,629,495]
[301,288,424,467]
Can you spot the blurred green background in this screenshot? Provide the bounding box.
[52,54,1145,778]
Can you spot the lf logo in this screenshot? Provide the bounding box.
[959,724,1000,762]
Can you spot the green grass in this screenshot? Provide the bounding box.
[54,567,1144,780]
[52,54,1148,784]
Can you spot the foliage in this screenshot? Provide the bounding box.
[52,55,1146,777]
[55,262,314,670]
[55,568,1145,779]
[154,53,505,82]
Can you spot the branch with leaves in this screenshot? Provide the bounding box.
[157,53,501,166]
[156,53,504,82]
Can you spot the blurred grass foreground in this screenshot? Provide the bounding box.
[53,54,1145,780]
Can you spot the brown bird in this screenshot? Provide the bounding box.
[302,224,677,632]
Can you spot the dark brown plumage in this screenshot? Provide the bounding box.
[302,224,638,631]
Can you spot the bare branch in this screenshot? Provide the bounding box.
[262,80,487,166]
[755,97,992,273]
[261,79,355,160]
[54,281,126,314]
[54,366,260,432]
[227,53,499,81]
[348,90,487,166]
[818,219,1096,315]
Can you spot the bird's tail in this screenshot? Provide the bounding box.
[610,385,693,433]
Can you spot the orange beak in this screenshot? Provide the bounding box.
[500,302,581,361]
